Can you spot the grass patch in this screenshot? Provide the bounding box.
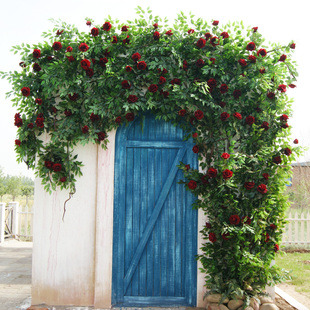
[276,251,310,296]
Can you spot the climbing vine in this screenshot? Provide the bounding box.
[1,6,301,305]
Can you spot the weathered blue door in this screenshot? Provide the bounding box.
[112,114,198,307]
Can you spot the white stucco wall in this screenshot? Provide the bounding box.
[32,129,208,308]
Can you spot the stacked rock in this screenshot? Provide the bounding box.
[206,293,279,310]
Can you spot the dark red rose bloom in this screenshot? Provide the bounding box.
[148,84,158,93]
[273,156,282,164]
[212,20,219,25]
[66,46,73,52]
[245,115,255,125]
[27,123,34,129]
[278,84,287,93]
[44,160,53,169]
[207,78,217,89]
[219,84,228,94]
[97,132,106,141]
[86,21,91,26]
[205,222,211,229]
[80,59,91,70]
[281,123,289,129]
[246,42,256,51]
[115,116,122,124]
[260,68,266,74]
[33,63,41,72]
[162,91,169,98]
[14,116,23,127]
[222,169,233,180]
[15,139,21,146]
[153,31,160,40]
[261,121,269,130]
[257,184,267,194]
[33,49,41,58]
[289,84,296,88]
[210,36,220,46]
[220,31,229,39]
[244,182,255,190]
[220,112,230,121]
[178,109,186,116]
[263,173,269,180]
[238,59,247,67]
[91,27,99,36]
[252,27,258,32]
[21,87,30,97]
[209,232,216,243]
[121,80,131,89]
[51,107,57,113]
[59,177,66,183]
[192,145,199,153]
[256,106,263,113]
[123,35,130,44]
[267,92,275,99]
[35,98,42,105]
[111,36,118,44]
[205,32,212,40]
[64,110,72,117]
[124,66,132,73]
[284,147,292,156]
[188,180,197,190]
[280,114,289,121]
[68,93,78,101]
[90,113,100,122]
[35,116,44,128]
[188,29,195,34]
[192,132,198,138]
[222,232,230,240]
[153,23,158,29]
[159,76,166,85]
[196,38,206,48]
[86,68,94,77]
[208,167,217,178]
[219,102,226,108]
[248,55,256,63]
[293,139,298,144]
[185,164,190,171]
[270,224,277,230]
[182,60,188,71]
[52,163,62,172]
[233,112,242,120]
[137,61,147,70]
[99,57,108,67]
[127,95,138,103]
[159,68,168,74]
[279,54,287,62]
[209,57,216,64]
[52,41,62,51]
[229,214,240,225]
[82,125,89,133]
[196,58,205,68]
[195,110,204,120]
[241,216,252,225]
[67,56,75,62]
[125,112,135,121]
[274,244,280,252]
[221,152,230,159]
[19,62,26,67]
[78,43,89,52]
[102,21,112,31]
[233,89,241,99]
[265,233,270,243]
[121,25,129,32]
[170,78,181,85]
[257,48,267,57]
[290,43,296,49]
[165,30,173,36]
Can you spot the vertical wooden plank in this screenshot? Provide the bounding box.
[25,205,28,236]
[307,212,310,245]
[301,212,305,244]
[288,212,292,243]
[295,212,298,243]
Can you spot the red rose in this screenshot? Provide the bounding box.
[115,116,122,124]
[44,160,53,169]
[212,20,219,25]
[233,112,242,120]
[91,27,99,36]
[222,169,233,180]
[183,60,188,71]
[207,78,217,89]
[260,68,266,74]
[252,27,258,32]
[35,98,42,105]
[209,232,216,243]
[33,63,41,72]
[265,233,270,243]
[122,80,131,89]
[148,84,158,93]
[153,23,158,29]
[52,42,62,51]
[241,216,252,225]
[209,57,216,64]
[19,62,26,67]
[263,173,269,180]
[125,65,132,72]
[195,110,204,120]
[229,214,240,225]
[90,113,100,122]
[123,35,130,44]
[220,31,229,39]
[281,123,289,129]
[274,244,280,252]
[244,182,255,190]
[289,84,296,88]
[219,84,228,94]
[280,114,289,121]
[14,116,23,127]
[125,112,135,122]
[15,139,21,146]
[82,125,89,133]
[185,164,190,171]
[33,49,41,58]
[56,30,64,36]
[121,25,129,32]
[127,95,138,103]
[293,139,298,144]
[245,115,255,125]
[27,123,34,129]
[192,132,198,138]
[86,21,91,26]
[86,68,94,77]
[261,121,269,130]
[97,132,106,141]
[208,167,217,178]
[99,57,108,67]
[270,224,277,230]
[257,49,267,57]
[67,56,75,62]
[246,42,256,51]
[233,89,241,99]
[80,59,91,70]
[102,21,112,31]
[52,163,62,172]
[162,91,169,98]
[273,156,282,164]
[188,29,195,34]
[68,93,79,101]
[267,92,275,99]
[238,59,247,67]
[219,102,226,108]
[66,46,73,52]
[21,87,30,97]
[79,43,89,52]
[137,61,147,70]
[248,55,256,63]
[35,116,44,128]
[257,184,267,194]
[210,36,220,46]
[284,147,292,156]
[221,152,230,159]
[205,33,212,40]
[196,38,206,48]
[188,180,197,190]
[279,54,287,62]
[153,31,160,40]
[192,145,199,153]
[64,110,72,117]
[171,78,181,85]
[196,59,205,68]
[165,30,173,36]
[112,36,118,44]
[220,112,230,121]
[290,43,296,49]
[159,76,166,84]
[158,68,168,74]
[222,232,230,240]
[278,84,287,93]
[60,177,66,183]
[205,222,211,229]
[178,109,186,116]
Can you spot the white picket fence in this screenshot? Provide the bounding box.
[0,202,33,243]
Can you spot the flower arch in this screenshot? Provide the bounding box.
[1,6,301,305]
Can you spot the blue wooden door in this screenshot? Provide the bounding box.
[112,114,198,307]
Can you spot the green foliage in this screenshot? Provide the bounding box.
[1,7,300,300]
